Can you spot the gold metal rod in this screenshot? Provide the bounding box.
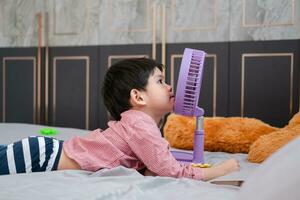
[2,59,5,122]
[37,12,42,124]
[45,12,49,125]
[241,55,245,117]
[152,3,157,60]
[290,54,294,115]
[161,4,166,76]
[213,55,217,117]
[86,58,90,130]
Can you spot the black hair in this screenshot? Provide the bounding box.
[101,57,164,120]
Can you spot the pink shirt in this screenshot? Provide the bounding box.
[63,110,203,180]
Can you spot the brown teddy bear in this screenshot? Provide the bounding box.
[164,112,300,162]
[164,114,278,153]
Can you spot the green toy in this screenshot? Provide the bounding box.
[39,128,58,136]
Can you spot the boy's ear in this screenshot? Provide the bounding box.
[130,89,146,106]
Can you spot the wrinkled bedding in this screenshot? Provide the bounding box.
[0,167,240,200]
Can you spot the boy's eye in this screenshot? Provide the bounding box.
[158,79,163,84]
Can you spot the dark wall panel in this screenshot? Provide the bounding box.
[0,48,38,123]
[244,56,291,126]
[229,40,300,127]
[5,59,35,123]
[53,59,87,129]
[48,46,99,130]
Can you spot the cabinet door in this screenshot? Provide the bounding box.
[98,44,153,129]
[48,46,98,130]
[229,40,300,127]
[0,48,39,123]
[166,43,229,117]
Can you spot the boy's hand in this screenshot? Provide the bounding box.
[219,159,240,174]
[201,159,240,181]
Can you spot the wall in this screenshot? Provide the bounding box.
[0,0,299,46]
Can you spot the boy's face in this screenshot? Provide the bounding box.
[141,67,174,116]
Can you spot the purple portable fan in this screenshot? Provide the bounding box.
[171,48,206,164]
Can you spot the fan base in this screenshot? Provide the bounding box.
[171,150,194,164]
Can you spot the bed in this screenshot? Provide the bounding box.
[0,123,299,200]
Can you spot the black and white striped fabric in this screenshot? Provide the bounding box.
[0,136,63,175]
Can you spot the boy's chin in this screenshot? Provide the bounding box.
[160,102,174,114]
[159,107,172,116]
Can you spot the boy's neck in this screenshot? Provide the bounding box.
[131,107,162,125]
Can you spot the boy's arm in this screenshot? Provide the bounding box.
[126,121,202,179]
[143,160,240,181]
[127,120,239,181]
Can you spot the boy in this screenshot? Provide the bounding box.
[0,58,239,180]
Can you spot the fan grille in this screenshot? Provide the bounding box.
[174,48,205,116]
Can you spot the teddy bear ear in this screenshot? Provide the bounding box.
[235,137,300,200]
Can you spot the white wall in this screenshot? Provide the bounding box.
[0,0,299,47]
